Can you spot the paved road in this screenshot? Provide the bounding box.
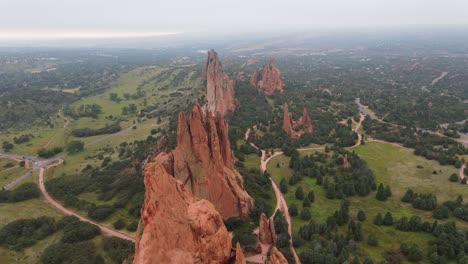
[38,167,134,241]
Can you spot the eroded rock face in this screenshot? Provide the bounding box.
[266,247,288,264]
[258,213,274,244]
[204,49,237,116]
[157,103,253,218]
[282,103,313,138]
[235,243,246,264]
[133,162,231,264]
[250,58,284,95]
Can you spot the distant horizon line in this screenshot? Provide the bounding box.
[0,31,181,40]
[1,25,468,41]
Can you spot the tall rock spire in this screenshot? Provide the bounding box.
[204,49,237,116]
[282,103,314,138]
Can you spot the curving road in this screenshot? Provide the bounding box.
[38,167,134,241]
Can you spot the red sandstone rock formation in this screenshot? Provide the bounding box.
[258,213,276,244]
[250,58,284,95]
[282,103,313,138]
[266,247,288,264]
[204,49,237,116]
[133,162,231,264]
[153,103,254,218]
[235,243,246,264]
[343,154,351,168]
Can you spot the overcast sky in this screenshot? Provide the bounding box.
[1,0,468,39]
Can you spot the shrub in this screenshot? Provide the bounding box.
[300,209,311,220]
[113,219,126,230]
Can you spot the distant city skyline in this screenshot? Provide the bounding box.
[1,0,468,40]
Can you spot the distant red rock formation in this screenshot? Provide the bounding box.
[282,103,313,138]
[152,103,253,218]
[258,213,276,244]
[250,58,284,95]
[133,161,231,264]
[204,49,237,116]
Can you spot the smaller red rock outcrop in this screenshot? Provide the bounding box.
[266,247,288,264]
[133,162,231,264]
[258,213,276,244]
[282,103,313,138]
[204,49,237,116]
[343,154,351,168]
[235,243,246,264]
[250,58,284,95]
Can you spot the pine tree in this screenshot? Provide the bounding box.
[326,183,336,199]
[308,191,315,203]
[383,212,393,226]
[303,196,311,208]
[357,210,366,222]
[295,186,304,200]
[384,185,392,197]
[289,203,298,217]
[280,178,288,194]
[408,244,423,261]
[373,213,383,226]
[316,174,323,185]
[376,183,387,201]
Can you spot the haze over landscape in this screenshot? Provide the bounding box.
[0,1,467,264]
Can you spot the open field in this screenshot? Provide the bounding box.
[267,141,467,261]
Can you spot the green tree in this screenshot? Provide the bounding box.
[289,203,298,217]
[66,140,84,153]
[376,183,387,201]
[449,173,459,182]
[280,178,288,194]
[373,213,383,226]
[357,210,366,222]
[307,191,315,203]
[295,186,304,200]
[383,212,393,226]
[302,197,311,208]
[300,209,311,220]
[408,244,423,262]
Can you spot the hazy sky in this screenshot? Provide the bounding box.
[1,0,468,39]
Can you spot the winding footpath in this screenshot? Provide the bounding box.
[1,124,139,242]
[247,112,366,264]
[38,167,134,241]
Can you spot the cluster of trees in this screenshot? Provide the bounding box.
[0,216,56,250]
[286,148,376,200]
[363,117,467,168]
[13,134,32,144]
[71,124,121,137]
[65,140,84,153]
[225,217,257,252]
[375,183,392,201]
[45,136,164,226]
[63,103,102,118]
[39,215,134,264]
[401,189,438,211]
[2,141,13,152]
[37,147,63,158]
[235,166,274,222]
[273,211,294,262]
[0,183,39,202]
[433,195,468,222]
[373,212,394,226]
[121,103,138,115]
